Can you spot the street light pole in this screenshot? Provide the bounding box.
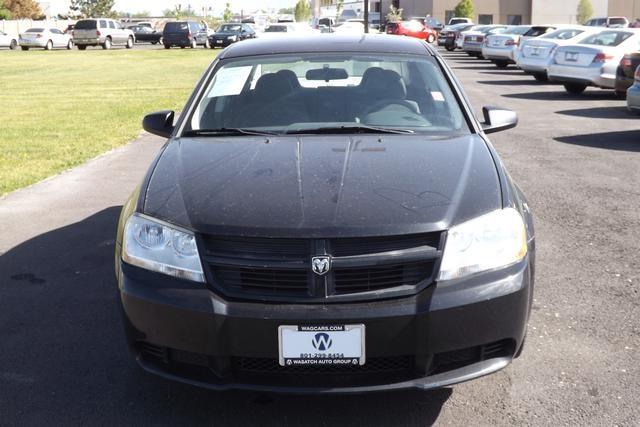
[364,0,369,33]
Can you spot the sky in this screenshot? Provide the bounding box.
[113,0,298,15]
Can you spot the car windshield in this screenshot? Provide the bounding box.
[186,53,469,135]
[503,26,531,35]
[265,25,287,32]
[220,24,242,32]
[75,20,96,30]
[540,28,585,40]
[26,28,44,33]
[579,31,632,47]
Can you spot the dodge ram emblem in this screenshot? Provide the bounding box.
[311,256,331,276]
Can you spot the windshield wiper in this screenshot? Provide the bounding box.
[285,124,414,135]
[182,128,280,137]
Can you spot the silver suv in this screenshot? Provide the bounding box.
[73,18,135,50]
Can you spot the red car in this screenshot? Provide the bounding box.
[386,20,437,43]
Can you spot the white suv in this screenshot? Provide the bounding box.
[73,18,135,50]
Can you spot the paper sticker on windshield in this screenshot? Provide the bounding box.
[207,66,252,98]
[431,91,445,102]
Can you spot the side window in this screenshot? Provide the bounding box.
[100,20,107,28]
[109,21,116,29]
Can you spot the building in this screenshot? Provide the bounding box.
[378,0,612,25]
[318,0,382,21]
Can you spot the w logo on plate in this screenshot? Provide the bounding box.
[312,332,332,351]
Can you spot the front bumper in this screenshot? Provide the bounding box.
[482,46,515,62]
[548,63,615,88]
[210,38,235,47]
[117,257,533,393]
[628,84,640,111]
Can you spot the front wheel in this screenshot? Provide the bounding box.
[494,59,509,69]
[67,40,73,50]
[204,39,210,48]
[45,40,53,50]
[563,83,587,95]
[532,72,548,82]
[427,34,435,43]
[10,39,18,50]
[102,37,112,50]
[190,39,197,49]
[126,36,134,49]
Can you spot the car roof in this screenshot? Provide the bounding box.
[218,34,435,59]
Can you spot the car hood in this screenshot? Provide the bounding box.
[143,134,502,238]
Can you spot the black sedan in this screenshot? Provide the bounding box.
[116,34,535,393]
[437,23,474,51]
[615,52,640,98]
[130,25,162,44]
[209,23,256,48]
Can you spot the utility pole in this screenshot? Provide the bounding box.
[364,0,369,33]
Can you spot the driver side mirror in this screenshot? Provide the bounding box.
[481,106,518,134]
[143,110,175,138]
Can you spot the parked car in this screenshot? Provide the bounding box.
[63,24,74,35]
[517,26,598,81]
[424,16,444,31]
[483,25,555,68]
[0,30,18,50]
[627,65,640,113]
[19,27,73,50]
[584,17,630,28]
[262,23,296,34]
[163,21,209,49]
[462,25,508,57]
[332,20,375,34]
[437,23,474,51]
[615,52,640,97]
[209,23,256,48]
[386,20,437,42]
[131,25,163,44]
[548,29,640,94]
[448,17,473,25]
[117,34,534,394]
[73,18,135,50]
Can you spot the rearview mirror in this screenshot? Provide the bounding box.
[481,106,518,134]
[143,110,175,138]
[305,67,348,82]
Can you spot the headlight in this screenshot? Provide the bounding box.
[227,35,237,40]
[438,208,527,281]
[122,214,205,282]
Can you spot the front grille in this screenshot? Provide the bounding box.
[202,233,443,302]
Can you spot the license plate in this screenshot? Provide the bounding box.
[216,40,223,44]
[565,52,579,62]
[278,324,365,366]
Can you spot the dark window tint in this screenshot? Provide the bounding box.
[75,20,97,30]
[580,31,633,47]
[165,22,190,32]
[26,28,44,32]
[50,28,62,34]
[108,21,115,29]
[608,18,628,26]
[99,20,107,28]
[526,26,552,37]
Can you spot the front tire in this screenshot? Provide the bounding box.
[10,39,18,50]
[102,37,112,50]
[190,39,197,49]
[126,36,134,49]
[204,39,210,48]
[67,40,73,50]
[532,72,548,82]
[427,34,435,43]
[563,83,587,95]
[45,40,53,50]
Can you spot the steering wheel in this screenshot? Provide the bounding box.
[361,99,418,116]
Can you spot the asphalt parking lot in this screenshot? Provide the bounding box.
[0,48,638,425]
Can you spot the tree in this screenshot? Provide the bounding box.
[453,0,474,20]
[69,0,116,18]
[576,0,593,24]
[386,4,402,23]
[294,0,311,22]
[223,3,232,22]
[278,7,294,15]
[4,0,42,19]
[0,6,11,20]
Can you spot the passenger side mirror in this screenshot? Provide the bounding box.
[143,110,175,138]
[481,106,518,134]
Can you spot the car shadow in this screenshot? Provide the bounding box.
[502,90,622,101]
[0,207,452,425]
[555,130,640,153]
[451,65,501,71]
[555,106,636,120]
[477,79,546,86]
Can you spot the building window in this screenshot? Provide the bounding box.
[507,15,522,25]
[445,10,454,23]
[478,14,493,24]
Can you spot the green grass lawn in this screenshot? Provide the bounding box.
[0,48,216,196]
